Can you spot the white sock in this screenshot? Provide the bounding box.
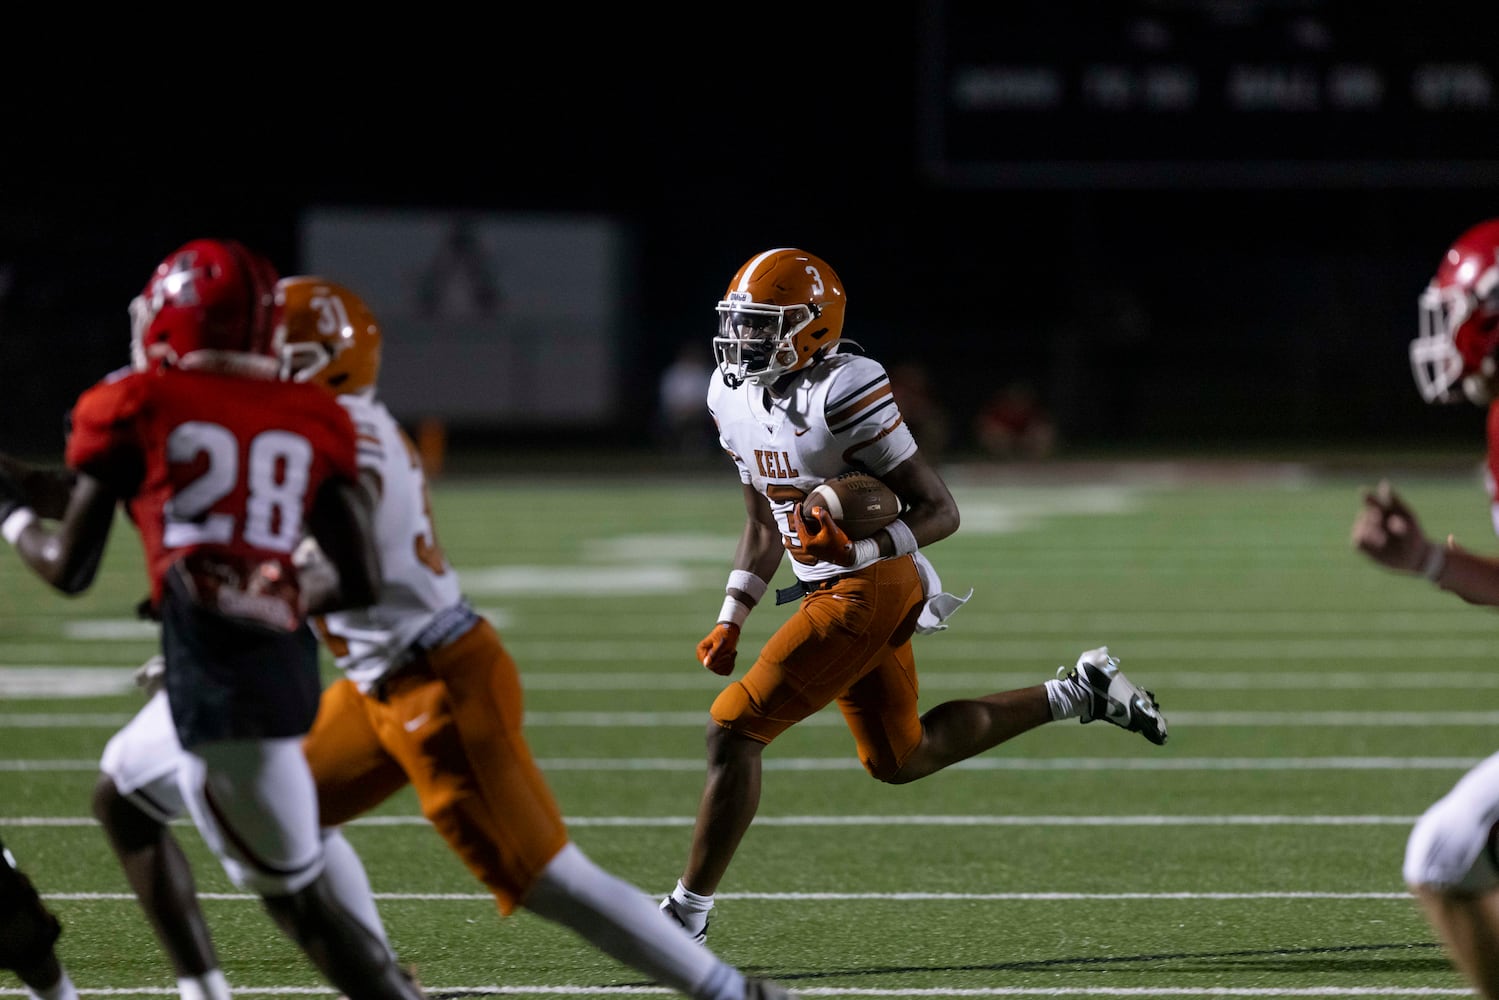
[524,843,739,1000]
[1044,675,1090,720]
[177,969,231,1000]
[669,879,716,915]
[27,969,77,1000]
[319,828,394,958]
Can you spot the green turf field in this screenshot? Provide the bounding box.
[2,462,1495,997]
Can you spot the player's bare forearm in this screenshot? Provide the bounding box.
[734,488,785,589]
[880,451,960,549]
[11,472,115,594]
[1432,543,1499,607]
[1351,481,1499,608]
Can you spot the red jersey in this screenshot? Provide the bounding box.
[1487,403,1499,531]
[65,367,360,607]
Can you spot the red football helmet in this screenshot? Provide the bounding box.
[1411,219,1499,404]
[714,248,846,388]
[129,239,281,377]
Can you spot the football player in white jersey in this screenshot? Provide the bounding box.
[1354,218,1499,1000]
[659,248,1169,943]
[90,277,798,1000]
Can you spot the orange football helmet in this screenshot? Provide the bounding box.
[1412,219,1499,404]
[275,276,382,396]
[714,248,846,387]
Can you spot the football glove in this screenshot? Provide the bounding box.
[791,503,856,566]
[697,622,740,676]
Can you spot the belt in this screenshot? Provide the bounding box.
[775,576,843,605]
[371,601,479,700]
[408,600,479,656]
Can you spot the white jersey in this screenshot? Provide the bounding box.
[318,393,463,692]
[707,348,918,584]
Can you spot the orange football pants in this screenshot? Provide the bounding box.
[711,553,927,779]
[303,618,568,915]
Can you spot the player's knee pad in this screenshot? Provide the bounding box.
[1403,795,1499,893]
[0,848,62,972]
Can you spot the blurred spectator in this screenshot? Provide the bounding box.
[657,341,718,457]
[888,362,951,461]
[974,381,1057,459]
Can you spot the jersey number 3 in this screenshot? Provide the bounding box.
[163,421,312,553]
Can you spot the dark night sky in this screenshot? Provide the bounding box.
[2,6,1496,454]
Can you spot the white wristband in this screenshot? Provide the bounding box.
[2,507,35,546]
[850,537,880,566]
[1422,543,1448,582]
[718,594,751,627]
[884,518,918,557]
[726,569,768,605]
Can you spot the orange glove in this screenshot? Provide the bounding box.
[697,622,741,676]
[791,503,856,566]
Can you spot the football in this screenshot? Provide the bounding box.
[802,471,902,540]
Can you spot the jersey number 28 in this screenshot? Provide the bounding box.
[163,421,312,553]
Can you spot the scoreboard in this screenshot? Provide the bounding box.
[919,0,1499,188]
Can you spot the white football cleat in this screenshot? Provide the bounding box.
[660,894,708,944]
[1059,646,1168,746]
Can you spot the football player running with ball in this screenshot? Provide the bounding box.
[660,248,1169,942]
[85,276,799,1000]
[1354,217,1499,1000]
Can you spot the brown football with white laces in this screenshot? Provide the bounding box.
[802,472,902,540]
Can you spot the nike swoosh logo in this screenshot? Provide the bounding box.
[403,712,430,733]
[794,428,810,436]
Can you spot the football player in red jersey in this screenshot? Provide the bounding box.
[659,248,1169,943]
[0,240,423,1000]
[1355,218,1499,1000]
[81,276,800,1000]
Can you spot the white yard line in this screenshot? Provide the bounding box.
[531,757,1486,772]
[0,756,1487,773]
[0,988,1476,997]
[6,710,1498,729]
[38,890,1419,902]
[1,814,1424,829]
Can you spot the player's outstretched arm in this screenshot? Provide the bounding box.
[1,469,116,595]
[1352,479,1499,607]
